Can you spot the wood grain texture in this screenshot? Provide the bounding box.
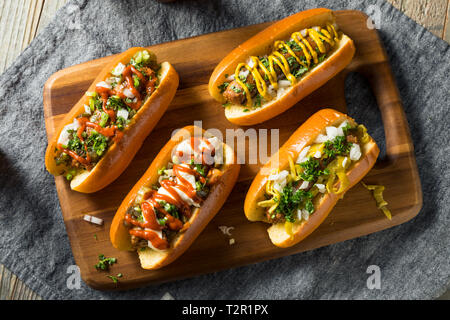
[444,0,450,42]
[403,0,448,37]
[0,0,447,300]
[43,10,422,291]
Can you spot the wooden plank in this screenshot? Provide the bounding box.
[444,0,450,42]
[42,10,422,290]
[0,0,44,73]
[386,0,404,10]
[402,0,448,37]
[36,0,68,35]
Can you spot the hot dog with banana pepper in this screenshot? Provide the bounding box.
[110,126,240,269]
[45,47,179,193]
[244,109,380,248]
[209,8,355,125]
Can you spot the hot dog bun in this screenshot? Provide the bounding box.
[110,126,240,269]
[45,47,179,193]
[209,8,355,126]
[244,109,379,247]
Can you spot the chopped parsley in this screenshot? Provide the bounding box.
[299,157,330,182]
[218,82,229,93]
[323,135,352,159]
[95,254,117,271]
[275,184,314,222]
[231,86,243,94]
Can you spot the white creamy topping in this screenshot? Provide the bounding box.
[146,229,166,251]
[177,164,197,190]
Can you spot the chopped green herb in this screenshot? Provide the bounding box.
[99,112,109,127]
[218,82,229,93]
[95,254,117,271]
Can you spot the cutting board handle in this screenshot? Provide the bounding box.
[358,62,414,160]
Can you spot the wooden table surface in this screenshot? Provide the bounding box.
[0,0,448,300]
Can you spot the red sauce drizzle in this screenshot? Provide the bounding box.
[58,61,154,167]
[125,137,216,250]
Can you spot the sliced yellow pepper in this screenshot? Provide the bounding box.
[361,182,392,220]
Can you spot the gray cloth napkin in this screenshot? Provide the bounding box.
[0,0,448,300]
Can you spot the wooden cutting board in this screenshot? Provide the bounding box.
[43,10,422,290]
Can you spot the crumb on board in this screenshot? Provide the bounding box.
[229,238,235,245]
[218,225,234,236]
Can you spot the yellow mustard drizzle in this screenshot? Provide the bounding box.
[361,182,392,220]
[234,23,339,107]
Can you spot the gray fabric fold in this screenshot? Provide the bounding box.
[0,0,448,299]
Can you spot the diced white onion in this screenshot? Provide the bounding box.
[105,77,120,85]
[267,85,276,97]
[315,183,326,193]
[338,120,349,129]
[57,119,80,146]
[314,151,322,158]
[83,214,103,225]
[123,87,135,99]
[299,181,310,190]
[276,87,287,99]
[314,134,329,144]
[296,146,311,163]
[83,104,91,115]
[350,144,362,161]
[342,157,349,168]
[117,108,129,120]
[96,81,112,89]
[297,209,303,221]
[278,80,291,88]
[268,170,289,182]
[226,74,235,81]
[239,69,250,79]
[300,29,308,37]
[172,155,180,164]
[325,127,338,140]
[302,209,310,221]
[111,62,125,76]
[247,57,255,69]
[313,26,321,32]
